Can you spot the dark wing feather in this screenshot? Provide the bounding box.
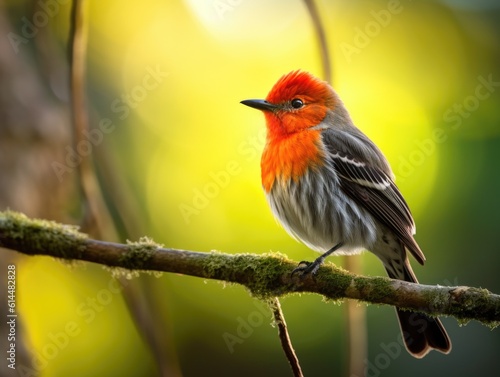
[321,130,425,265]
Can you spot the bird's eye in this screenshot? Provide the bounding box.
[291,98,304,109]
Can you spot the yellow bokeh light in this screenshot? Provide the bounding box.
[12,0,498,375]
[341,77,438,220]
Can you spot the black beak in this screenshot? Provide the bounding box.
[240,99,277,112]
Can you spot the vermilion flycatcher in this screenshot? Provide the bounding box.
[241,70,451,358]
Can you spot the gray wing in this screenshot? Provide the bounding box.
[321,128,425,265]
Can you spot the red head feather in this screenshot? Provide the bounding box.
[266,70,335,109]
[261,71,336,139]
[257,71,337,191]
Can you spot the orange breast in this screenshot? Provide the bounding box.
[261,129,325,192]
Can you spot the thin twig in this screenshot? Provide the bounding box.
[268,298,304,377]
[69,0,117,240]
[303,0,332,83]
[69,4,181,375]
[344,255,366,377]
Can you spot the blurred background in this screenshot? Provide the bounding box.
[1,0,500,376]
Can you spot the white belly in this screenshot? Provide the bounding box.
[266,166,378,254]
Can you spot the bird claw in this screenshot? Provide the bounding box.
[291,260,320,277]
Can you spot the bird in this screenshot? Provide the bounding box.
[240,70,451,358]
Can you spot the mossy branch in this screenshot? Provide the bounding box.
[1,210,499,327]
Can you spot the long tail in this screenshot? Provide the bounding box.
[384,255,451,358]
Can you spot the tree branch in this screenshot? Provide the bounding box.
[1,211,499,326]
[268,297,304,377]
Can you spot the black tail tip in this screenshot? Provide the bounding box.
[397,310,452,358]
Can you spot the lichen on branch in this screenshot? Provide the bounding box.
[0,210,499,327]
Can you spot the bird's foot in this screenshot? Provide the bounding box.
[291,243,343,278]
[291,259,322,277]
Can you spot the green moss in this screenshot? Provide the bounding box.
[102,265,141,280]
[0,210,87,259]
[103,237,164,279]
[317,263,353,300]
[120,237,161,269]
[202,251,292,299]
[458,288,498,325]
[202,250,233,276]
[422,286,500,327]
[362,276,394,302]
[318,267,394,307]
[418,289,447,319]
[487,321,499,330]
[353,275,370,292]
[248,252,292,298]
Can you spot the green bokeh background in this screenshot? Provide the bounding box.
[5,0,500,376]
